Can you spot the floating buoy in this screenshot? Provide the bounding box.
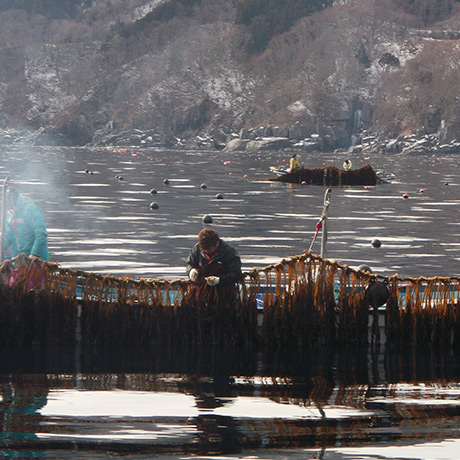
[150,188,157,195]
[243,174,248,178]
[371,239,381,248]
[224,161,231,165]
[419,188,425,193]
[118,175,124,181]
[215,193,224,199]
[365,281,390,307]
[364,185,369,189]
[85,169,90,173]
[301,180,306,185]
[150,202,159,210]
[229,172,233,176]
[445,182,449,186]
[402,193,409,199]
[163,179,170,185]
[202,215,213,224]
[358,264,373,273]
[200,183,207,189]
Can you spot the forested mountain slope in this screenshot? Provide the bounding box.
[1,0,460,150]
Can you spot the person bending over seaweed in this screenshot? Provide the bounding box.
[3,187,49,261]
[186,228,242,287]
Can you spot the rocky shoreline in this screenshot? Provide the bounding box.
[2,124,460,156]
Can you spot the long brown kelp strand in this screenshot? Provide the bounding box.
[0,257,76,349]
[1,253,460,349]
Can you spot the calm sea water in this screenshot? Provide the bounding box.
[1,145,460,278]
[1,146,460,459]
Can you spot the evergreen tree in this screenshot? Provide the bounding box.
[0,0,83,19]
[235,0,333,54]
[391,0,455,25]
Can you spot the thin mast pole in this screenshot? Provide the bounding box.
[0,176,9,261]
[320,188,332,259]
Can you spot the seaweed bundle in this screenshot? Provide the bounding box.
[269,164,381,185]
[1,253,460,350]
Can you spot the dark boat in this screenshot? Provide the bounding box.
[266,164,389,186]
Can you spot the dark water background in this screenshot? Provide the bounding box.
[2,145,460,278]
[1,146,460,459]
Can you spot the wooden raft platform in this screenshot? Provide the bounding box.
[1,254,460,350]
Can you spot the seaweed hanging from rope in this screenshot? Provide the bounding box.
[2,252,460,350]
[0,256,76,349]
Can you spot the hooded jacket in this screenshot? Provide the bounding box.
[290,156,300,170]
[4,194,49,261]
[186,238,242,286]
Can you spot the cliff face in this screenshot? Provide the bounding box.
[1,0,460,149]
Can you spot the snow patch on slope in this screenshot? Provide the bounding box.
[132,0,168,21]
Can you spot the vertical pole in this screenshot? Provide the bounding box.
[75,303,82,389]
[0,176,9,261]
[320,188,332,259]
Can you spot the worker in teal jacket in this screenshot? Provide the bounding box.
[3,187,49,261]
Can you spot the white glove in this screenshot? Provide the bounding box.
[206,276,220,286]
[189,268,199,282]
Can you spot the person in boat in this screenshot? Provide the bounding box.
[3,187,49,261]
[289,153,300,170]
[186,227,242,286]
[343,159,352,171]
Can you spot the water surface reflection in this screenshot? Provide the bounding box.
[1,348,460,458]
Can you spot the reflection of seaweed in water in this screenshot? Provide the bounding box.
[0,348,460,456]
[173,348,381,455]
[0,375,49,457]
